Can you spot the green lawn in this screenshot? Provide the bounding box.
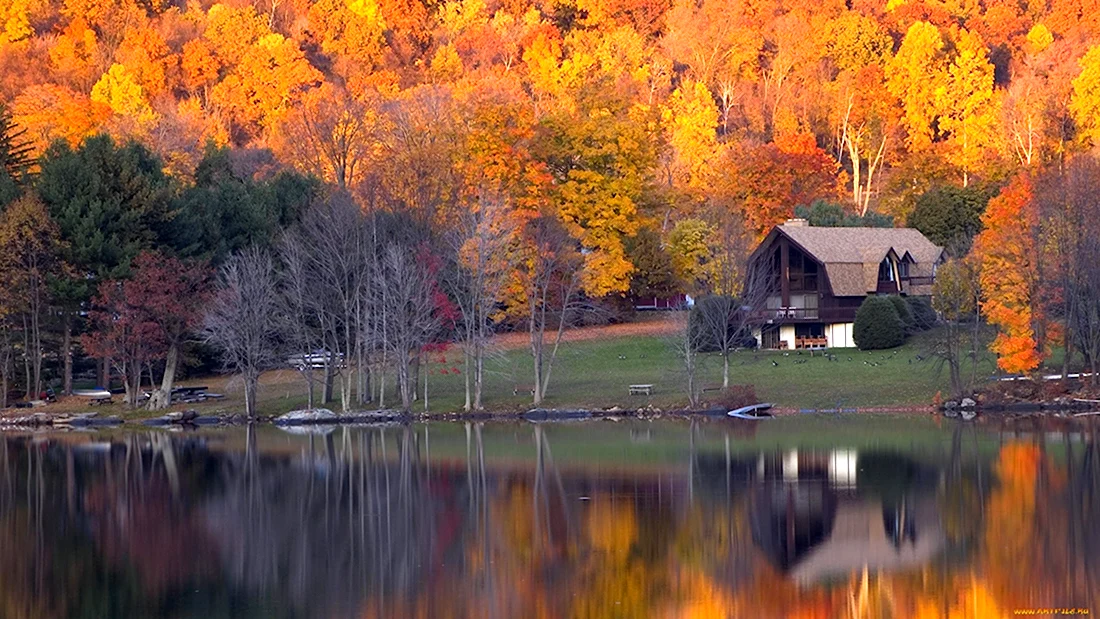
[288,326,1005,413]
[66,322,1018,418]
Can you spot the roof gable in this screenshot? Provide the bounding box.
[754,224,944,296]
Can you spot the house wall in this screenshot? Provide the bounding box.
[825,322,855,348]
[779,325,796,350]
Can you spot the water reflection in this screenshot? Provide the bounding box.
[0,418,1097,618]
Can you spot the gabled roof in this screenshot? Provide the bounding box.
[753,223,944,296]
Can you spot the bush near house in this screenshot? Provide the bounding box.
[888,295,916,333]
[854,296,907,350]
[906,296,937,331]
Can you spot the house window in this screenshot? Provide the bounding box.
[899,260,910,278]
[878,259,894,282]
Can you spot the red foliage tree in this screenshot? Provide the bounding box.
[82,251,210,407]
[720,134,843,238]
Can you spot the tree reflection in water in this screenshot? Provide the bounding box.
[0,419,1097,618]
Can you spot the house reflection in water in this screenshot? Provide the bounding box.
[701,448,944,586]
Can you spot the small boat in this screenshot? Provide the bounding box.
[728,403,774,419]
[73,389,112,398]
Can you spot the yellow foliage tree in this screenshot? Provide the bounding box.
[662,79,720,192]
[114,25,176,97]
[1070,45,1100,148]
[209,33,321,139]
[91,63,157,125]
[307,0,387,79]
[0,0,34,45]
[886,21,947,150]
[203,3,269,67]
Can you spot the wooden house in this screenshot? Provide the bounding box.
[747,219,943,349]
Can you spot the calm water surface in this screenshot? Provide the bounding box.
[0,414,1097,618]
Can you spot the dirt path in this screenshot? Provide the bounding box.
[491,312,682,350]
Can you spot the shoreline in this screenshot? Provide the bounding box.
[8,401,1099,431]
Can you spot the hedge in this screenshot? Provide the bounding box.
[854,296,906,350]
[906,296,937,331]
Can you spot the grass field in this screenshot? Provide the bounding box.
[161,317,1013,416]
[27,314,1020,418]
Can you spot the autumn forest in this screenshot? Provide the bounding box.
[3,0,1100,410]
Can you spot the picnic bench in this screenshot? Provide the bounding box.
[629,384,653,396]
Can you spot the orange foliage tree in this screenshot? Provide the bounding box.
[975,174,1046,374]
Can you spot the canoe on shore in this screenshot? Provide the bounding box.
[728,403,774,419]
[72,389,112,398]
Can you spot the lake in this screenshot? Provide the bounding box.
[0,414,1096,618]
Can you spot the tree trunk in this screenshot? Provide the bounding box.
[244,370,258,417]
[147,342,180,410]
[474,345,484,411]
[722,353,730,389]
[62,312,73,396]
[398,355,412,411]
[21,314,30,400]
[322,359,334,403]
[30,295,42,399]
[123,362,142,407]
[463,347,472,412]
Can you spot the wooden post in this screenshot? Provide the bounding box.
[779,237,790,309]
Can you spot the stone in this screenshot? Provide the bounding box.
[943,400,959,410]
[275,408,338,425]
[960,397,977,409]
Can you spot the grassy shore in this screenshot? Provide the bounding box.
[29,314,1017,420]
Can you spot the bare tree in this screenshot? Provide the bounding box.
[204,248,281,418]
[1038,155,1100,384]
[671,310,707,408]
[277,234,324,410]
[376,242,445,411]
[276,85,382,190]
[521,216,583,406]
[691,221,774,388]
[931,258,982,397]
[277,192,373,412]
[445,195,522,410]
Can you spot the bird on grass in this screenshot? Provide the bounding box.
[771,360,779,367]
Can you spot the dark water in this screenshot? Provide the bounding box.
[0,415,1097,619]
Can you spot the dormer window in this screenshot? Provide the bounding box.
[878,258,894,282]
[898,260,910,278]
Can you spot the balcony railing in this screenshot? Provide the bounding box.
[754,307,858,323]
[904,275,934,286]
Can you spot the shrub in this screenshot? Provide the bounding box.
[887,295,915,333]
[906,296,937,331]
[707,384,758,411]
[854,296,906,350]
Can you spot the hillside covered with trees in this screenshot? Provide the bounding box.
[3,0,1100,411]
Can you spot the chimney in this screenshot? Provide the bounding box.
[784,218,809,227]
